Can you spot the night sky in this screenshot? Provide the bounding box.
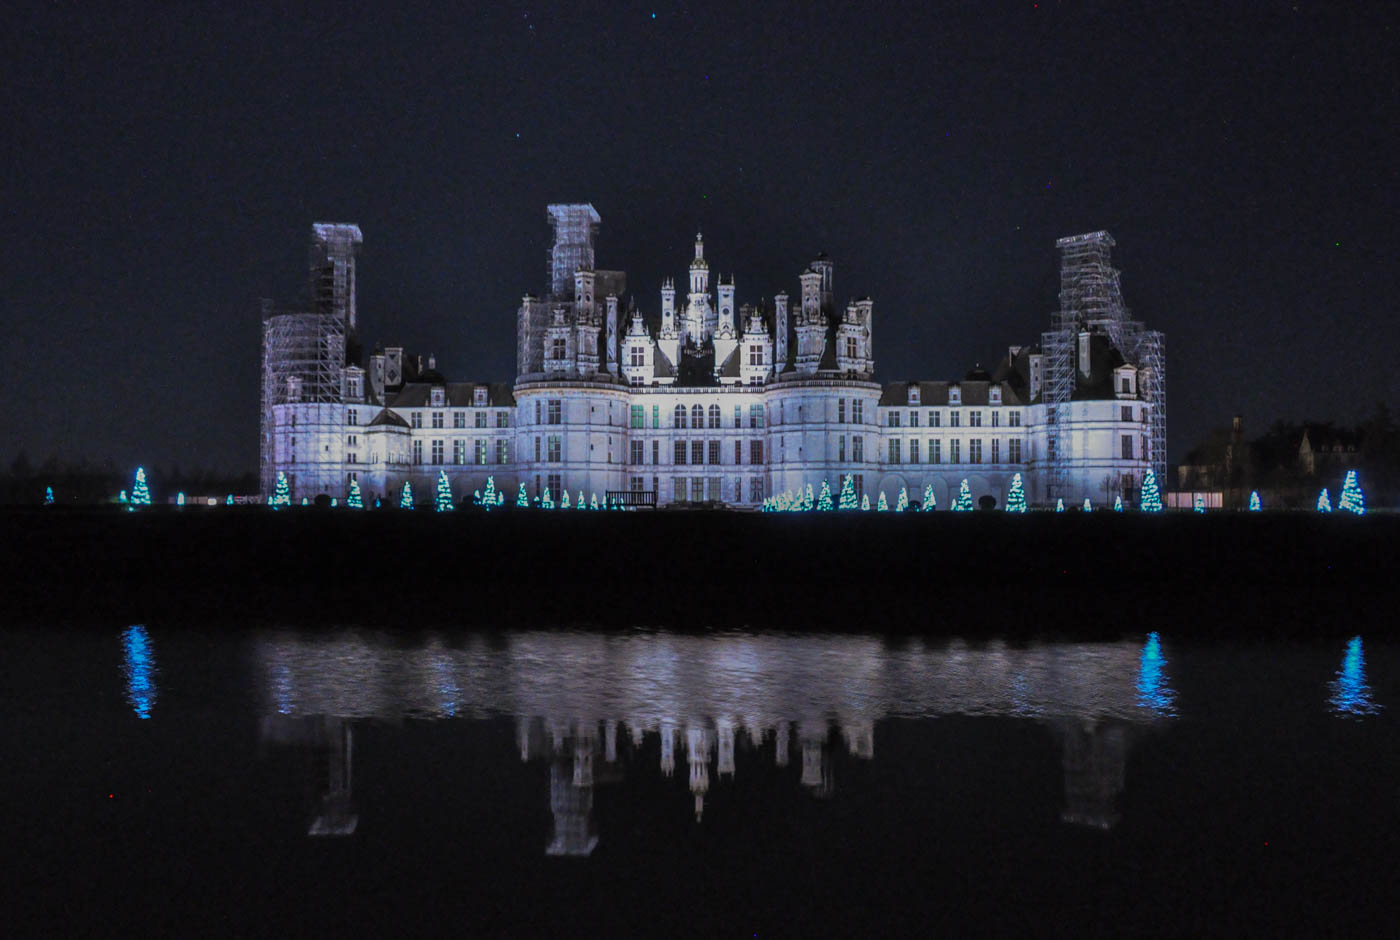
[4,1,1396,475]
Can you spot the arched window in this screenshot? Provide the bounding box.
[692,404,704,428]
[708,404,721,428]
[674,404,687,428]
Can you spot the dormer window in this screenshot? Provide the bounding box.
[990,386,1002,405]
[908,386,921,406]
[949,385,962,405]
[473,387,488,407]
[430,387,446,407]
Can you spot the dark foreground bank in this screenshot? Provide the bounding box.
[9,507,1397,634]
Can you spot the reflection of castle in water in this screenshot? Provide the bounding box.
[254,632,1175,848]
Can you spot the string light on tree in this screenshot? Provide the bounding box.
[816,480,834,511]
[1249,490,1261,511]
[1339,470,1365,515]
[435,471,455,511]
[1055,498,1065,513]
[575,489,586,510]
[590,493,600,510]
[541,487,554,509]
[517,483,529,508]
[1139,469,1163,512]
[1317,488,1331,512]
[877,491,889,511]
[1083,497,1091,512]
[895,487,909,512]
[347,478,363,509]
[482,476,497,509]
[44,486,54,506]
[132,467,152,508]
[838,475,857,510]
[922,484,936,512]
[1005,473,1027,513]
[956,479,974,512]
[1114,495,1123,512]
[1194,495,1205,513]
[400,481,415,510]
[561,490,571,510]
[861,494,871,511]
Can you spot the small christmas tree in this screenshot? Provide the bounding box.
[575,489,586,510]
[1083,497,1091,512]
[817,480,834,511]
[330,498,337,507]
[44,486,54,506]
[838,475,857,510]
[560,490,571,510]
[590,493,600,510]
[861,494,871,511]
[895,487,909,512]
[804,483,815,510]
[300,498,309,506]
[924,489,937,512]
[1055,498,1065,513]
[472,490,482,506]
[119,490,128,504]
[956,479,974,512]
[1114,495,1123,512]
[517,483,529,508]
[225,494,234,506]
[1248,490,1261,511]
[1005,473,1027,513]
[268,471,289,509]
[1317,488,1331,512]
[400,481,415,510]
[177,492,186,507]
[1139,469,1163,512]
[1339,470,1365,515]
[877,491,889,511]
[347,479,363,509]
[1193,495,1205,513]
[482,476,497,509]
[435,471,455,511]
[132,467,152,507]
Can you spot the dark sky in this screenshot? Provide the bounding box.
[3,0,1396,475]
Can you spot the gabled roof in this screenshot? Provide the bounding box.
[388,382,516,408]
[878,380,1022,407]
[718,347,742,378]
[368,408,410,428]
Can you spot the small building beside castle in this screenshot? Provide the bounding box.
[261,206,1164,508]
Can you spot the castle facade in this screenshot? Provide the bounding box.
[261,205,1163,508]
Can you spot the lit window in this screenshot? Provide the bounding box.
[631,405,645,428]
[750,404,764,428]
[475,411,488,428]
[474,440,487,465]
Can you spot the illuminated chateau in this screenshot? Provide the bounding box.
[261,206,1164,508]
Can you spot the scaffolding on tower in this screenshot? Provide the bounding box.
[259,305,347,498]
[546,204,600,299]
[1044,231,1165,502]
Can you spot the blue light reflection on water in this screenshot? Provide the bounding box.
[1136,632,1176,716]
[1328,636,1381,717]
[122,624,157,719]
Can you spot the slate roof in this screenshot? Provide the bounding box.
[1070,333,1127,401]
[878,380,1024,407]
[389,382,516,408]
[368,408,410,429]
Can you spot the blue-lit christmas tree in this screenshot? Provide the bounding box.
[44,486,54,506]
[176,492,186,507]
[861,494,871,511]
[517,483,529,508]
[895,487,909,512]
[1249,490,1261,511]
[435,471,454,511]
[1083,497,1092,512]
[1055,498,1065,513]
[839,475,857,510]
[482,476,497,509]
[922,484,936,512]
[877,491,889,511]
[119,490,128,504]
[1114,495,1123,512]
[590,493,599,510]
[132,466,152,508]
[816,480,834,511]
[400,481,415,510]
[347,478,363,509]
[1317,488,1331,512]
[268,471,290,509]
[561,490,571,510]
[541,486,554,509]
[804,482,815,510]
[1194,494,1205,513]
[300,497,309,506]
[575,489,586,510]
[1339,470,1365,515]
[956,479,974,512]
[1139,469,1163,512]
[1005,473,1027,513]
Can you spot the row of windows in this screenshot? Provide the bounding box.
[887,409,1022,429]
[670,476,766,503]
[411,439,510,465]
[408,410,511,429]
[884,438,1025,465]
[626,403,768,429]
